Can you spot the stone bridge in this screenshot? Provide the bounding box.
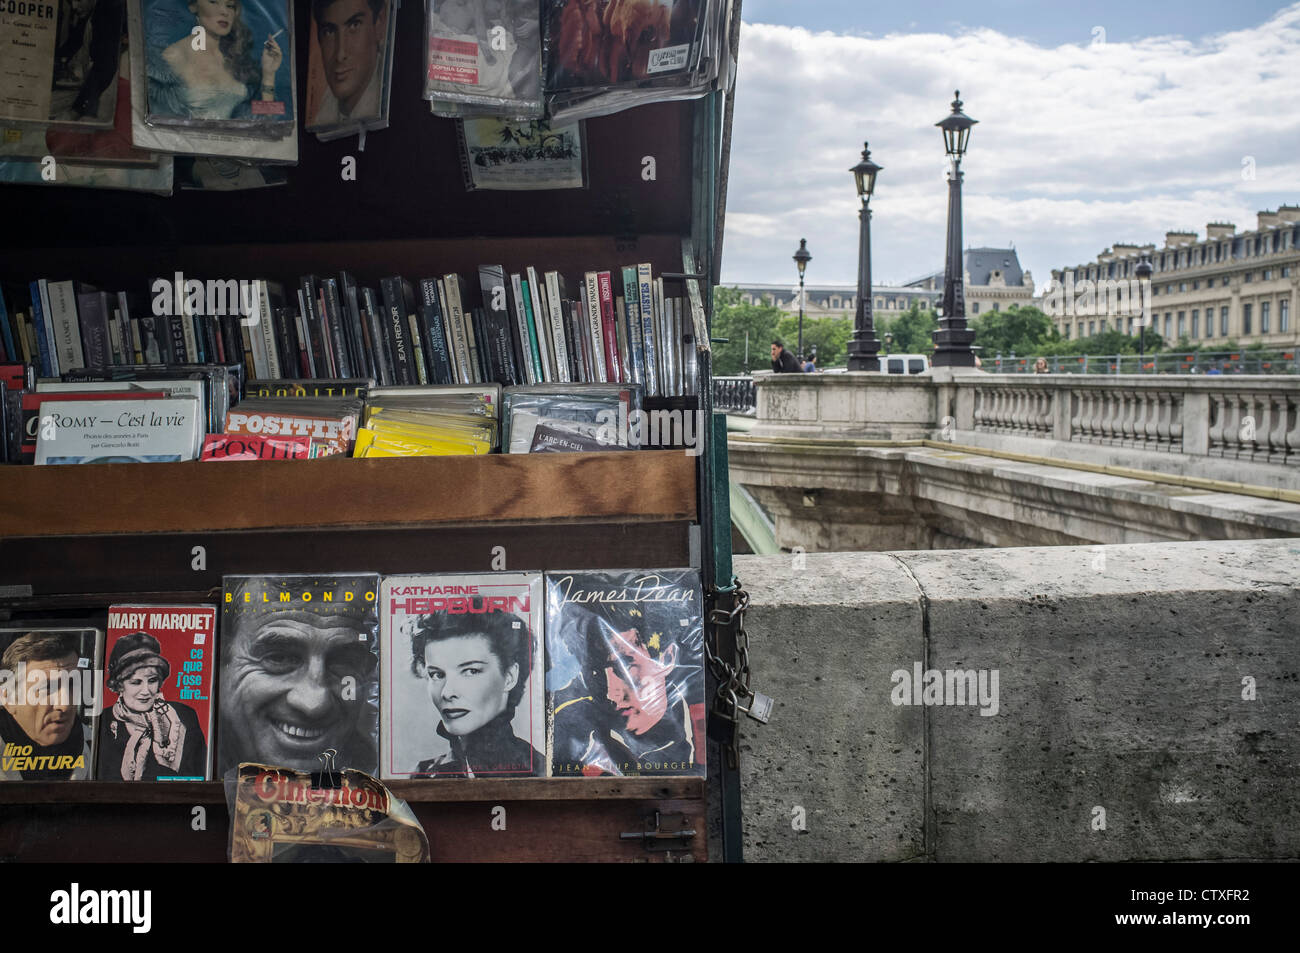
[726,371,1300,551]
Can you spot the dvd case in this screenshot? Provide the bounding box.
[545,569,705,777]
[381,573,545,778]
[218,574,381,777]
[0,625,104,781]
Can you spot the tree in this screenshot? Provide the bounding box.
[970,304,1056,357]
[878,302,938,354]
[711,286,784,375]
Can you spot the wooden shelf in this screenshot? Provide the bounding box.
[0,776,704,805]
[0,450,697,537]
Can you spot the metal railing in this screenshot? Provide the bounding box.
[713,376,757,415]
[987,350,1299,376]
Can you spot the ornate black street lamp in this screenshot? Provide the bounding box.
[1134,252,1153,374]
[792,238,811,363]
[847,142,883,371]
[933,91,978,367]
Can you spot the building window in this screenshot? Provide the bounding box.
[1263,269,1273,280]
[1282,266,1292,278]
[1179,282,1187,292]
[1166,284,1174,294]
[992,303,1000,312]
[971,302,980,314]
[1191,310,1199,337]
[1152,286,1159,296]
[1177,312,1186,337]
[1222,277,1231,287]
[875,298,884,309]
[1088,320,1095,336]
[1261,301,1270,333]
[1063,324,1070,339]
[1206,309,1214,337]
[1244,272,1253,283]
[1243,303,1252,335]
[1076,321,1083,338]
[1192,280,1200,290]
[1280,300,1289,332]
[1221,306,1229,336]
[830,296,841,308]
[1164,314,1172,337]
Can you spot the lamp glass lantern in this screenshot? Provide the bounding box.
[850,143,881,201]
[936,90,977,160]
[793,238,811,276]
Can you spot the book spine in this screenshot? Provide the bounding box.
[0,289,14,362]
[129,315,144,364]
[379,277,414,385]
[544,271,571,383]
[477,265,515,385]
[414,280,449,385]
[256,282,281,379]
[583,272,606,382]
[322,279,353,379]
[114,294,135,365]
[272,308,299,379]
[17,311,33,364]
[293,304,314,377]
[76,291,110,368]
[47,281,84,372]
[340,274,368,379]
[407,312,429,384]
[471,307,493,381]
[638,264,659,396]
[297,282,320,377]
[520,278,545,383]
[565,300,586,382]
[32,280,58,376]
[614,296,631,384]
[460,284,482,384]
[509,274,536,384]
[621,266,644,386]
[441,274,472,385]
[597,271,619,383]
[525,267,553,382]
[433,279,457,383]
[360,287,391,385]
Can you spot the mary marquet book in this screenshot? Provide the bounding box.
[381,573,545,779]
[545,569,706,778]
[218,575,381,777]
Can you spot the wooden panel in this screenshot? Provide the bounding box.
[0,797,706,862]
[0,451,696,536]
[0,777,703,805]
[0,521,691,605]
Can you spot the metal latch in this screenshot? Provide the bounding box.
[620,811,696,852]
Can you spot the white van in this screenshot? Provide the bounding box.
[881,353,930,375]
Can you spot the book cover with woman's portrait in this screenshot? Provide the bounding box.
[97,604,217,781]
[545,568,705,777]
[135,0,295,128]
[380,573,545,779]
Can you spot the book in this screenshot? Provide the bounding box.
[509,273,537,384]
[416,279,453,386]
[35,396,202,464]
[545,569,705,777]
[360,286,391,385]
[637,263,659,396]
[98,605,217,781]
[544,271,571,383]
[597,271,620,383]
[76,286,113,369]
[442,273,473,385]
[380,573,546,779]
[582,272,606,382]
[0,626,104,781]
[621,266,645,386]
[379,276,415,386]
[476,266,515,386]
[31,279,59,377]
[525,266,554,382]
[218,574,381,778]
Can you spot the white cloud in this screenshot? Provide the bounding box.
[720,5,1300,292]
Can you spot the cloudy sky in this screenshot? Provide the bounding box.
[719,1,1300,293]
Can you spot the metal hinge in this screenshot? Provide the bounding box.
[620,811,697,853]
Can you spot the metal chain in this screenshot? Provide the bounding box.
[707,583,754,748]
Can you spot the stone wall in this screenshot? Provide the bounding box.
[733,539,1300,861]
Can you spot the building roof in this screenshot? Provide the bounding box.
[964,248,1024,286]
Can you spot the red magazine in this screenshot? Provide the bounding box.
[98,605,217,781]
[597,271,621,383]
[201,433,311,460]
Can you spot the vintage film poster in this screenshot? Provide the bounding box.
[97,605,216,781]
[545,569,705,777]
[381,573,545,779]
[458,117,586,191]
[230,763,429,862]
[305,0,397,139]
[218,574,380,777]
[0,625,104,781]
[137,0,295,127]
[0,0,60,122]
[424,0,542,110]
